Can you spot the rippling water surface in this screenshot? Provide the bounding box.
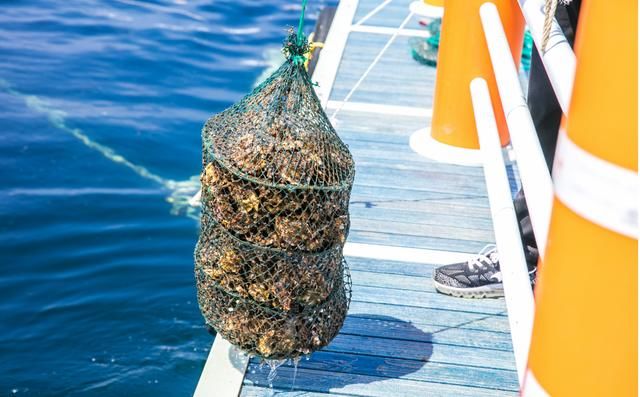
[0,1,334,395]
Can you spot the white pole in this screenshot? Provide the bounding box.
[480,2,553,258]
[470,78,534,386]
[518,0,575,114]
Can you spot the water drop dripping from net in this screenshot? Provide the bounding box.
[290,356,301,391]
[266,358,286,389]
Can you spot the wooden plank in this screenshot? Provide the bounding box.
[348,256,436,276]
[332,107,428,133]
[349,205,494,230]
[194,337,249,397]
[349,199,492,226]
[350,153,488,176]
[323,333,515,370]
[352,171,489,197]
[342,138,527,180]
[326,100,431,117]
[350,268,441,291]
[336,116,428,141]
[340,130,419,146]
[349,217,494,242]
[349,191,493,218]
[352,156,483,177]
[350,285,507,315]
[252,351,519,391]
[344,242,476,265]
[245,365,517,397]
[342,145,518,183]
[350,185,491,209]
[351,25,431,37]
[349,196,491,221]
[339,315,514,351]
[355,165,487,188]
[241,385,352,396]
[348,301,512,334]
[347,230,492,253]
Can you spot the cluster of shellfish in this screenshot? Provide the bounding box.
[201,161,349,252]
[196,266,350,358]
[196,213,344,311]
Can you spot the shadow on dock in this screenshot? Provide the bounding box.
[244,314,433,393]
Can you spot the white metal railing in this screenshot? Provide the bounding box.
[473,0,576,388]
[480,2,554,258]
[470,77,535,385]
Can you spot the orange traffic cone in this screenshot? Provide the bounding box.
[523,1,638,396]
[430,0,523,149]
[410,0,445,18]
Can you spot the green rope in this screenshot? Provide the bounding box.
[297,0,308,46]
[284,0,310,66]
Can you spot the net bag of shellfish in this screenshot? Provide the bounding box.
[194,8,355,359]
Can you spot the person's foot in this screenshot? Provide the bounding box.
[432,245,536,298]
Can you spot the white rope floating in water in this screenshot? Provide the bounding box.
[0,79,201,218]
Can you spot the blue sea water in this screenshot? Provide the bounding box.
[0,1,334,395]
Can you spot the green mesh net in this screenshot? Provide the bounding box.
[195,18,355,359]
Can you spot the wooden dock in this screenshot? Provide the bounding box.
[198,0,521,395]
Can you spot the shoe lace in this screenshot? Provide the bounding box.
[466,244,499,272]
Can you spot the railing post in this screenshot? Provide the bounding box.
[430,0,524,150]
[480,2,553,257]
[470,77,535,386]
[524,1,638,395]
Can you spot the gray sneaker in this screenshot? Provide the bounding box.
[433,245,535,298]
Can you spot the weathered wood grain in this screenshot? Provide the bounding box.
[245,365,517,396]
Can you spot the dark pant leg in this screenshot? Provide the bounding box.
[527,0,581,171]
[514,190,539,268]
[515,0,581,267]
